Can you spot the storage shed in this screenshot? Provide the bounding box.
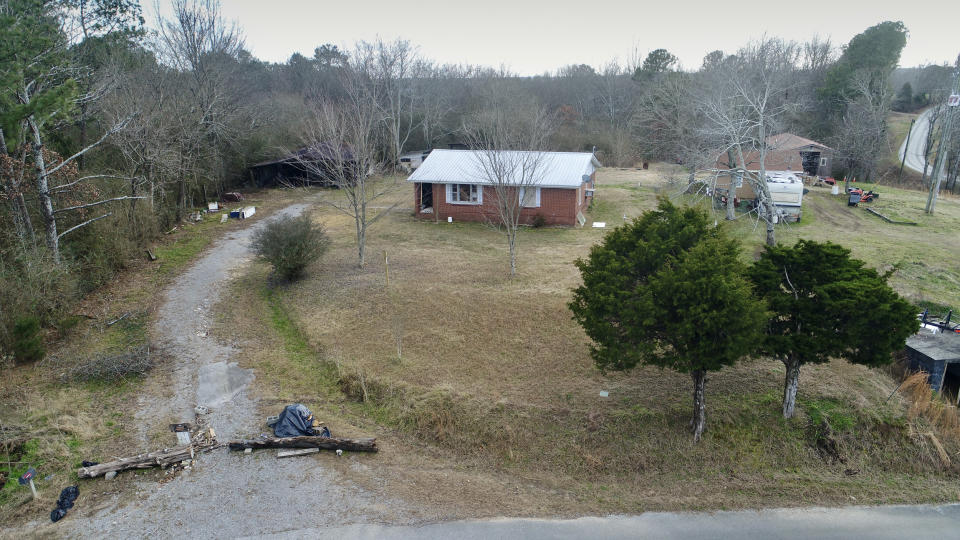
[248,144,355,188]
[906,332,960,401]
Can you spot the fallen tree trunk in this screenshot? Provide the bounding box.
[228,436,377,453]
[77,445,194,478]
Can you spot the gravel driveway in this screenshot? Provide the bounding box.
[67,201,416,539]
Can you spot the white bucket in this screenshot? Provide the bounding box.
[447,216,453,223]
[831,185,839,195]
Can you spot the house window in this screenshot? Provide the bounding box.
[446,183,481,204]
[519,187,541,208]
[820,157,827,166]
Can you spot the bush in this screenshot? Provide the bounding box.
[531,213,547,228]
[0,248,77,355]
[251,214,329,281]
[61,345,154,382]
[12,317,45,364]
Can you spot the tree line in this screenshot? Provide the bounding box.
[0,0,954,356]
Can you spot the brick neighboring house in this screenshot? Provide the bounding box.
[715,133,834,200]
[407,149,600,226]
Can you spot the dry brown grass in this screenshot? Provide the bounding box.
[900,372,960,445]
[210,169,960,514]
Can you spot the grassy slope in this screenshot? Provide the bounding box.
[213,167,960,516]
[0,189,302,523]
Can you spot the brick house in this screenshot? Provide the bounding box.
[714,133,834,200]
[407,149,600,226]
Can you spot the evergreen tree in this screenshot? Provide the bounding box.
[633,48,678,81]
[817,21,907,121]
[749,240,918,418]
[569,199,765,441]
[893,82,913,112]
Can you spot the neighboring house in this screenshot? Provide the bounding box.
[398,150,431,173]
[713,133,831,223]
[715,133,834,178]
[248,144,355,188]
[407,149,600,226]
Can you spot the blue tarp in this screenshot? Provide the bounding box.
[273,404,317,438]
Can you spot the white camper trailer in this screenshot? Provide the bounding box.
[765,171,805,222]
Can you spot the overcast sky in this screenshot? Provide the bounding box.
[151,0,957,74]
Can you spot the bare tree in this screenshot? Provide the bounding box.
[920,99,947,188]
[462,98,556,276]
[833,70,893,187]
[294,70,394,268]
[356,39,420,169]
[155,0,248,219]
[698,39,802,246]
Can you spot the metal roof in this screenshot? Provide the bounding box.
[407,149,600,188]
[907,333,960,363]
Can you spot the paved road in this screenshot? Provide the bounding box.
[265,504,960,539]
[900,109,934,175]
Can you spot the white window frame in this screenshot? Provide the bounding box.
[519,187,541,208]
[446,183,482,205]
[820,157,827,166]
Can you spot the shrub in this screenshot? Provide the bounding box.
[12,317,45,364]
[62,345,154,382]
[251,214,329,281]
[0,248,78,355]
[531,213,547,228]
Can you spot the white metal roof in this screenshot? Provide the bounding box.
[407,149,601,188]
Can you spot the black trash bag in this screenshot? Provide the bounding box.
[80,460,98,467]
[57,486,79,510]
[273,404,317,438]
[49,485,79,523]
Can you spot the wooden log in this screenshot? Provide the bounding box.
[228,436,377,453]
[77,445,194,478]
[277,448,320,458]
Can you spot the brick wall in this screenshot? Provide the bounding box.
[414,181,592,226]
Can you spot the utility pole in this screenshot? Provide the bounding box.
[925,59,960,214]
[898,118,915,183]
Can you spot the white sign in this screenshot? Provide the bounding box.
[949,94,960,107]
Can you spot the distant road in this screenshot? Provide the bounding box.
[265,503,960,540]
[900,109,933,175]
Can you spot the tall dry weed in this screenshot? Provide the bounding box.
[899,372,960,445]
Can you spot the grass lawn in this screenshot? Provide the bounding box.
[214,165,960,517]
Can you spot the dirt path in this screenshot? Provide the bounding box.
[66,200,418,538]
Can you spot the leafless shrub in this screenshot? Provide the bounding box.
[61,345,154,383]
